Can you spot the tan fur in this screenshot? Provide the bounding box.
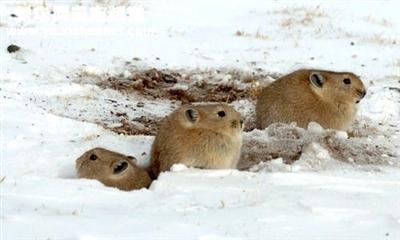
[256,69,366,130]
[76,148,152,191]
[150,103,243,178]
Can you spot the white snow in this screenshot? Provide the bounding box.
[1,0,400,239]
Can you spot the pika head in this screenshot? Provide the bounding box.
[177,104,244,136]
[76,148,151,191]
[309,71,366,105]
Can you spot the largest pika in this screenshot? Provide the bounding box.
[150,103,244,177]
[256,69,366,130]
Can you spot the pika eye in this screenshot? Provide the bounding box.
[217,111,226,117]
[343,78,351,84]
[89,154,97,161]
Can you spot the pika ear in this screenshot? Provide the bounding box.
[309,71,325,88]
[185,108,199,123]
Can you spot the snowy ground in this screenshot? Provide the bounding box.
[1,0,400,239]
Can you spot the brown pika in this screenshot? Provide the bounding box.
[256,69,367,130]
[76,148,152,191]
[150,103,244,178]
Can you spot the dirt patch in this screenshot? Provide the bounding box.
[238,124,305,170]
[322,135,396,165]
[239,139,302,170]
[78,67,274,104]
[235,30,268,40]
[108,116,163,136]
[238,123,399,170]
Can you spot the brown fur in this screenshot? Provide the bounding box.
[76,148,152,191]
[256,69,366,130]
[150,103,244,178]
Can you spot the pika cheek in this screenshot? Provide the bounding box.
[76,160,83,171]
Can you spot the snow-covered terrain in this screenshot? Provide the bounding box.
[1,0,399,239]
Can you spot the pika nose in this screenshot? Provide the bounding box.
[357,89,366,99]
[231,120,238,128]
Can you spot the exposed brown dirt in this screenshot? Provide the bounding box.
[109,116,163,136]
[88,68,271,104]
[322,135,396,166]
[238,123,398,170]
[238,124,305,170]
[238,139,302,170]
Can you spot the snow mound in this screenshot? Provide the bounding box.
[240,122,399,171]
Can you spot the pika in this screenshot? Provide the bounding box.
[256,69,366,130]
[76,148,152,191]
[150,103,244,177]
